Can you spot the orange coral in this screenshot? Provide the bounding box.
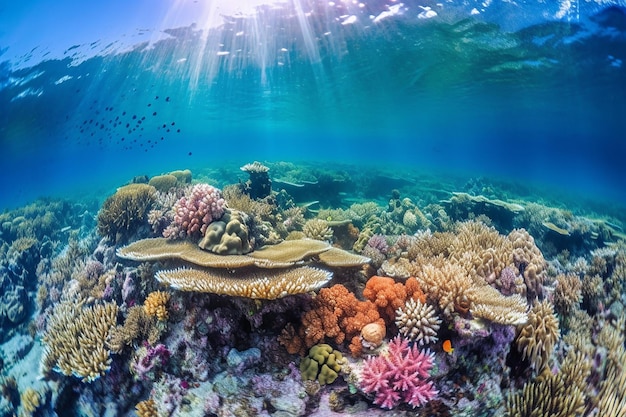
[363,276,425,324]
[144,290,170,321]
[285,284,383,357]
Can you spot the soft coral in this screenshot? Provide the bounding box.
[360,336,437,409]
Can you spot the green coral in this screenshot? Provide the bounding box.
[300,344,344,385]
[198,209,252,255]
[97,183,156,243]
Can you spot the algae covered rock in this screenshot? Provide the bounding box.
[300,344,344,385]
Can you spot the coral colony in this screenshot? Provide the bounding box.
[1,161,626,417]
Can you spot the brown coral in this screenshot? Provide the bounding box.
[97,183,156,243]
[516,299,560,372]
[155,266,332,300]
[42,301,119,382]
[553,274,582,315]
[144,290,170,321]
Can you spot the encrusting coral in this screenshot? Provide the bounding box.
[198,209,253,255]
[42,301,119,382]
[515,299,560,372]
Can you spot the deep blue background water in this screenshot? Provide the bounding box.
[1,0,625,211]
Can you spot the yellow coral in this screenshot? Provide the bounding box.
[135,399,158,417]
[144,291,170,321]
[20,387,41,414]
[303,218,334,242]
[42,301,118,382]
[516,300,559,372]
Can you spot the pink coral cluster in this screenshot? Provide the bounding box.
[164,184,226,238]
[360,336,438,409]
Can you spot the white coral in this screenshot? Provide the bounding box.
[395,299,441,345]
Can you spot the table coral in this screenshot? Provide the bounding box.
[360,336,438,409]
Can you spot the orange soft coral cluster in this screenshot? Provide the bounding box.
[281,284,384,356]
[363,275,426,324]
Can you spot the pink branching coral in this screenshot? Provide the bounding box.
[164,184,226,239]
[360,336,438,409]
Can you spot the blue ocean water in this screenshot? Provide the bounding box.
[0,0,625,209]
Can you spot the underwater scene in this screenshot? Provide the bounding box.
[1,0,626,416]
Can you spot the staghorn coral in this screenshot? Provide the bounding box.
[144,290,170,321]
[516,299,560,373]
[300,344,345,385]
[107,305,160,353]
[20,387,41,415]
[42,301,119,382]
[135,399,158,417]
[416,263,475,319]
[396,299,441,345]
[155,266,332,299]
[163,183,226,239]
[97,183,156,242]
[553,273,582,315]
[363,275,426,324]
[360,336,438,409]
[303,218,334,242]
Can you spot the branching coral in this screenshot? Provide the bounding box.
[360,336,438,409]
[505,350,589,417]
[42,301,119,382]
[553,274,582,315]
[516,299,560,372]
[303,219,334,242]
[97,183,156,242]
[282,284,384,356]
[363,275,426,324]
[144,290,170,321]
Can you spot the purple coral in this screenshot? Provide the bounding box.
[164,184,226,239]
[360,336,438,409]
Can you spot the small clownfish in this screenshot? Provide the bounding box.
[442,339,454,354]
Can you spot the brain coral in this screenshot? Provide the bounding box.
[198,209,252,255]
[97,183,157,243]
